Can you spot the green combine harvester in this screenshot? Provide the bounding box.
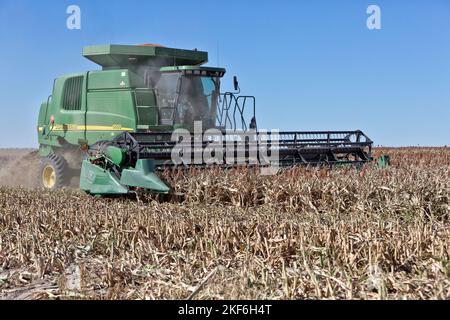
[37,44,375,196]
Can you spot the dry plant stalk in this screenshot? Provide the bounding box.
[0,147,449,300]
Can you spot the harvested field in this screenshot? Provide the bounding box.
[0,148,449,299]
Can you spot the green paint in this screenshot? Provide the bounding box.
[80,159,170,195]
[80,160,129,195]
[120,160,170,193]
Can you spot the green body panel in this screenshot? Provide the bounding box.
[37,69,139,148]
[120,160,170,193]
[80,160,129,195]
[86,70,137,141]
[37,72,87,148]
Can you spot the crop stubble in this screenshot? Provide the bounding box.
[0,148,449,299]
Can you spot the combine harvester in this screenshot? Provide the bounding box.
[37,44,375,195]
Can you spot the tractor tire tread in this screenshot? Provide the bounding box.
[40,153,69,190]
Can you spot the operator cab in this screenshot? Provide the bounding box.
[150,66,225,131]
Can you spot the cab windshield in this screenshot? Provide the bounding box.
[155,73,220,130]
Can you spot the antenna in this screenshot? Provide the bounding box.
[217,40,220,67]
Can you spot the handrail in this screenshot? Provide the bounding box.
[217,92,256,131]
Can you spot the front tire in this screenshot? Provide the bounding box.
[40,154,68,190]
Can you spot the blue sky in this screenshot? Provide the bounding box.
[0,0,449,147]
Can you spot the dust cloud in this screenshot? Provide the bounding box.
[0,149,40,188]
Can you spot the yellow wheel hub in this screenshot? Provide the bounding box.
[42,165,56,189]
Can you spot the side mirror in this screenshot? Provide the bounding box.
[233,76,239,91]
[249,116,257,130]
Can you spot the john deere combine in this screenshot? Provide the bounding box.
[37,44,374,195]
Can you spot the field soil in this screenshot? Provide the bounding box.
[0,147,449,300]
